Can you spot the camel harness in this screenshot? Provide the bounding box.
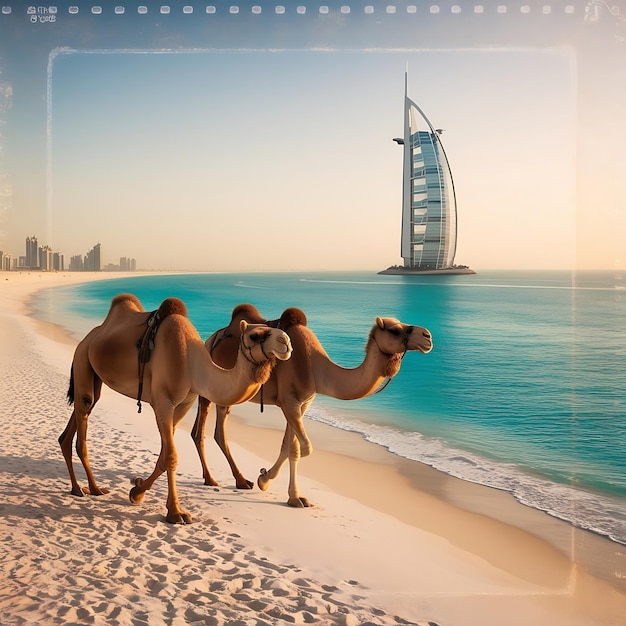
[136,309,161,413]
[210,322,278,414]
[372,325,413,394]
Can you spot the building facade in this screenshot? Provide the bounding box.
[39,245,53,271]
[399,74,458,270]
[25,236,39,269]
[69,255,84,271]
[52,252,64,271]
[84,243,101,271]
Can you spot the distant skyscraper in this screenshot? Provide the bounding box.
[69,254,84,271]
[380,73,473,275]
[25,236,38,268]
[39,245,53,271]
[85,243,101,271]
[53,252,64,271]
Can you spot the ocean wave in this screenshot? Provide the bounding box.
[300,277,624,292]
[305,404,626,546]
[234,281,272,290]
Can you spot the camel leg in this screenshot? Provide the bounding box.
[130,441,191,524]
[258,425,312,508]
[282,403,313,458]
[130,402,193,524]
[59,371,108,496]
[192,398,253,489]
[214,405,253,489]
[256,403,313,506]
[191,397,219,486]
[284,430,311,508]
[129,448,165,506]
[58,411,84,496]
[282,404,313,507]
[287,446,311,508]
[73,405,110,496]
[257,425,290,492]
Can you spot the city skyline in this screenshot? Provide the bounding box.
[0,235,137,272]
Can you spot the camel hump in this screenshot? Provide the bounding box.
[231,303,265,324]
[110,293,145,312]
[157,297,187,319]
[278,307,307,329]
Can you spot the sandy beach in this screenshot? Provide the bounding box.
[1,272,625,626]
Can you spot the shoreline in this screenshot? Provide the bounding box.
[2,271,626,625]
[208,405,626,591]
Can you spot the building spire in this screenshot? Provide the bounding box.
[404,62,408,99]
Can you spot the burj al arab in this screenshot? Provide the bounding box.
[380,73,474,275]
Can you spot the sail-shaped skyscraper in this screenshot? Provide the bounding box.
[380,73,473,275]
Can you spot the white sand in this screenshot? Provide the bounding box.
[1,271,625,625]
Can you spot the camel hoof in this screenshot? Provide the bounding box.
[287,496,313,508]
[70,487,86,497]
[203,477,219,487]
[236,478,254,490]
[257,469,270,492]
[88,486,110,496]
[166,512,192,524]
[129,478,145,505]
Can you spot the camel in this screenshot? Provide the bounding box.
[59,294,292,524]
[191,303,432,507]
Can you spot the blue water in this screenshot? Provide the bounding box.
[34,270,626,544]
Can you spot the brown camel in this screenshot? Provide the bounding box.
[191,303,432,507]
[59,294,292,524]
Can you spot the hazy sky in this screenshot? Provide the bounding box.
[2,9,624,272]
[41,48,577,272]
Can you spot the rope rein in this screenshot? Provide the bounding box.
[239,333,269,412]
[239,334,265,366]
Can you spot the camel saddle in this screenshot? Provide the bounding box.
[136,308,161,413]
[135,297,188,413]
[209,307,306,413]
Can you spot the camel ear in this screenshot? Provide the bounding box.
[376,317,385,329]
[240,320,248,332]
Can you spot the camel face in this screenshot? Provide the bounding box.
[239,320,292,361]
[375,317,433,355]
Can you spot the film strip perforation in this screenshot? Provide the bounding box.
[0,4,593,18]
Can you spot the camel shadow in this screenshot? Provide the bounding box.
[182,478,301,510]
[0,452,167,522]
[0,451,276,526]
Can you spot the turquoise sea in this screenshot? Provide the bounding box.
[34,270,626,545]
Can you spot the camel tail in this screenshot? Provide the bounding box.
[66,366,75,406]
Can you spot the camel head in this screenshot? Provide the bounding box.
[373,317,433,356]
[239,320,293,363]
